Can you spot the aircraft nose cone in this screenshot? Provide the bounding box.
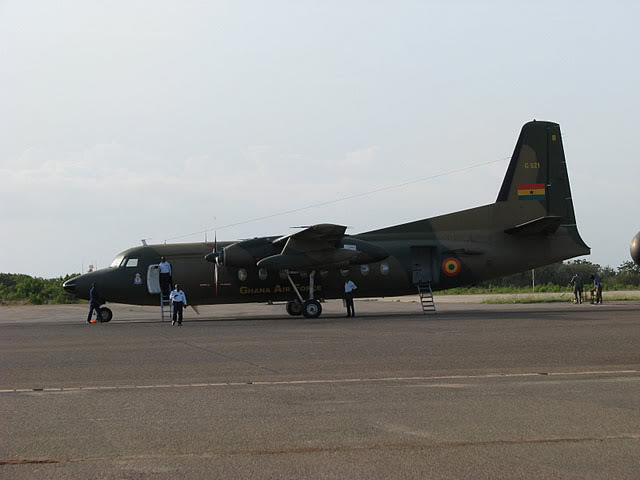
[62,278,76,292]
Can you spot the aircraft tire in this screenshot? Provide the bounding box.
[302,299,322,319]
[99,307,113,323]
[286,300,303,316]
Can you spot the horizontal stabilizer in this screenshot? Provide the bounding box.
[504,216,563,236]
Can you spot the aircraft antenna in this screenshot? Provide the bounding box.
[164,155,511,242]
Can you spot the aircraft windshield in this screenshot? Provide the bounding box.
[109,255,125,268]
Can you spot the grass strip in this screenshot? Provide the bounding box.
[482,295,640,304]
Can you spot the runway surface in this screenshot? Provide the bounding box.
[1,300,639,479]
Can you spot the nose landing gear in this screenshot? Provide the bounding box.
[98,307,113,323]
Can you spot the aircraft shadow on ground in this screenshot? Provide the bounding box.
[98,304,637,326]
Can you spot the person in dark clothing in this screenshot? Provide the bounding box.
[87,282,103,323]
[570,274,584,304]
[590,274,603,304]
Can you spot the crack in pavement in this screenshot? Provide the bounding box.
[3,434,640,466]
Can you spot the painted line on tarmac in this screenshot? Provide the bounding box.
[1,369,638,395]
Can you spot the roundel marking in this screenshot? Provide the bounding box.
[442,257,461,277]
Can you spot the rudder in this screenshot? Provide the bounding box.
[496,120,577,225]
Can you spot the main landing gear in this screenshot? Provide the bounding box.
[284,270,322,319]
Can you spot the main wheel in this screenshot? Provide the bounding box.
[286,300,303,316]
[99,307,113,323]
[302,299,322,319]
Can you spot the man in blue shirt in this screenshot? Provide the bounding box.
[344,279,357,317]
[159,257,172,296]
[590,274,603,304]
[169,284,188,325]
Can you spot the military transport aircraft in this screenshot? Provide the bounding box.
[63,120,590,321]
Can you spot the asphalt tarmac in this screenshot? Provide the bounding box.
[1,299,639,479]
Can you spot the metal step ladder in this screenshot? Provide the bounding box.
[417,283,436,314]
[160,293,172,322]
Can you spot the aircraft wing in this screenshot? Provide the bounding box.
[258,224,354,270]
[272,223,347,248]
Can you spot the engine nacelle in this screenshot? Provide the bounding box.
[215,237,280,268]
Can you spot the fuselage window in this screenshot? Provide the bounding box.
[340,268,350,277]
[125,258,139,267]
[110,255,125,268]
[258,268,268,281]
[360,264,370,276]
[238,269,248,281]
[380,262,390,275]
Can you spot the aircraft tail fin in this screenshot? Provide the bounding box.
[361,120,589,258]
[496,120,577,224]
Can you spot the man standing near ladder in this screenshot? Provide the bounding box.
[169,284,187,326]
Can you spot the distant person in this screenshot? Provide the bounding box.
[159,257,172,296]
[344,279,357,317]
[169,284,188,326]
[570,274,584,304]
[87,282,103,324]
[590,274,603,304]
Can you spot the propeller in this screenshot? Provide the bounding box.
[213,230,218,297]
[204,230,219,262]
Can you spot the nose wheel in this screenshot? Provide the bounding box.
[284,270,323,319]
[98,307,113,323]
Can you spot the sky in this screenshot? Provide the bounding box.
[1,0,638,278]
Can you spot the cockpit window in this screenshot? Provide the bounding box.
[110,255,125,268]
[125,258,139,267]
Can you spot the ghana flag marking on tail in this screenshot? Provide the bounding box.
[517,184,545,200]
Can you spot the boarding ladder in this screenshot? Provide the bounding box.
[417,283,436,314]
[160,292,172,322]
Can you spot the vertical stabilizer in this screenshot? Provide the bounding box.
[497,120,577,225]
